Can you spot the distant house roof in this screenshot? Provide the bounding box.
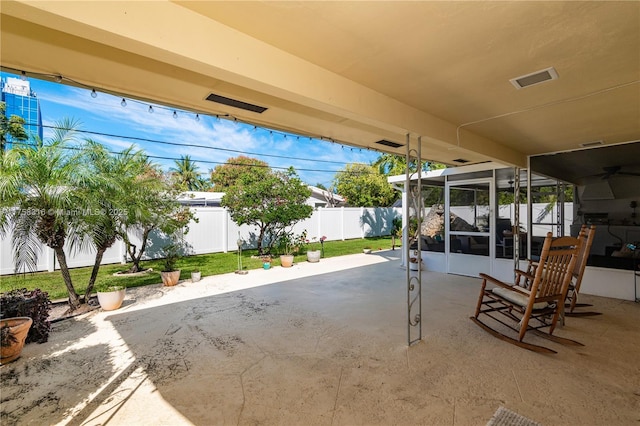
[307,186,346,208]
[177,191,224,207]
[178,187,346,208]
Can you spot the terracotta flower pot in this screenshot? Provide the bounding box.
[1,317,33,365]
[161,270,181,286]
[280,255,294,268]
[97,288,126,311]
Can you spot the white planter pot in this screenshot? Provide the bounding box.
[97,288,126,311]
[307,250,321,263]
[191,271,201,282]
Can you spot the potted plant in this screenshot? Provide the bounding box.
[96,284,126,311]
[278,231,305,268]
[306,237,321,263]
[191,269,201,282]
[160,243,182,286]
[261,255,272,270]
[1,317,33,365]
[363,246,372,254]
[0,288,51,345]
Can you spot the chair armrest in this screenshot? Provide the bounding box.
[515,269,535,281]
[480,273,531,295]
[479,273,512,290]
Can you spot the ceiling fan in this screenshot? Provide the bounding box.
[594,166,640,180]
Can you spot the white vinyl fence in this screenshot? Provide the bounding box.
[0,207,401,275]
[0,203,571,275]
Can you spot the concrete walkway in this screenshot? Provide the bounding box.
[1,250,638,425]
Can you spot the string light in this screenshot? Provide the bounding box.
[4,67,365,155]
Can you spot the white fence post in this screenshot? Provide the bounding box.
[223,208,229,253]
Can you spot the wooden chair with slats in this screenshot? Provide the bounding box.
[516,225,599,321]
[470,230,584,353]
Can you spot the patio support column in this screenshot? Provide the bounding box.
[406,133,423,346]
[514,167,521,272]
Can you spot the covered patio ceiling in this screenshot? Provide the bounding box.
[1,1,639,176]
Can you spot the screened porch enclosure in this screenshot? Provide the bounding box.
[390,162,574,282]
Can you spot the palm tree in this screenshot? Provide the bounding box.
[0,119,88,310]
[170,155,207,191]
[372,154,410,176]
[75,140,149,300]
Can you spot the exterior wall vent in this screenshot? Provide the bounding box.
[206,93,267,113]
[453,158,469,163]
[375,139,404,148]
[510,67,558,89]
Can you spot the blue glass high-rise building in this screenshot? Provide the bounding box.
[1,76,43,149]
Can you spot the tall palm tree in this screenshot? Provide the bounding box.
[372,153,446,177]
[0,119,88,310]
[170,155,207,191]
[75,140,150,300]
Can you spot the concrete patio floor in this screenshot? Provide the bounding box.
[1,250,639,425]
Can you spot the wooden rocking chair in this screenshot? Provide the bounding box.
[518,225,599,320]
[470,231,584,353]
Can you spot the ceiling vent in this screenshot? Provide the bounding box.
[453,158,470,163]
[206,93,267,113]
[579,140,604,148]
[510,67,558,89]
[375,139,404,148]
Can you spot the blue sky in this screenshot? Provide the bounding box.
[2,71,380,188]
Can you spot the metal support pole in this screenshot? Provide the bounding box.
[406,134,422,346]
[513,167,521,270]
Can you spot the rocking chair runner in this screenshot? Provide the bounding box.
[470,230,584,353]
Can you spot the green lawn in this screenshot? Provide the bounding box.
[0,236,398,300]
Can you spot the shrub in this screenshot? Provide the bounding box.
[0,288,52,344]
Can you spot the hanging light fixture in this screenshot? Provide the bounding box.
[55,75,63,83]
[148,105,154,113]
[195,114,200,122]
[91,89,97,98]
[121,98,127,107]
[173,111,178,119]
[20,71,27,81]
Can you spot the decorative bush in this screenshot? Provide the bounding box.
[0,288,52,344]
